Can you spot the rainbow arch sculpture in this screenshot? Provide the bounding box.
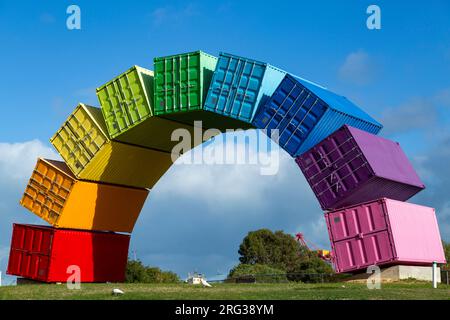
[6,50,446,282]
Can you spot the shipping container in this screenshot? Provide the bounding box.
[296,125,425,210]
[153,50,248,132]
[253,74,383,156]
[50,103,174,189]
[204,52,287,124]
[97,65,206,152]
[7,224,130,283]
[325,198,446,273]
[20,158,148,233]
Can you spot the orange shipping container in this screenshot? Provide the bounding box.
[20,158,149,233]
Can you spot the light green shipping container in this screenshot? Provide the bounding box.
[154,51,252,132]
[96,65,204,154]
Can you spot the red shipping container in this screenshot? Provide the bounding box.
[7,224,130,283]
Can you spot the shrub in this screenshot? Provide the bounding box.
[227,263,287,283]
[125,260,180,283]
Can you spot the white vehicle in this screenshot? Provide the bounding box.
[186,272,212,287]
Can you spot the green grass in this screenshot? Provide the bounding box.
[0,282,449,300]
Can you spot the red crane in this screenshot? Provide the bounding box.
[295,233,332,262]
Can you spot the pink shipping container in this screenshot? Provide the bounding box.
[325,198,446,273]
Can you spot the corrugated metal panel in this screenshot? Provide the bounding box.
[108,113,208,153]
[298,104,382,155]
[154,51,217,114]
[326,198,447,273]
[295,76,382,127]
[77,141,174,188]
[296,125,425,210]
[20,158,149,233]
[384,199,446,264]
[97,66,154,139]
[332,177,424,210]
[204,52,286,123]
[253,74,383,156]
[51,104,175,189]
[7,224,130,283]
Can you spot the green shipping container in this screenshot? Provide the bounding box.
[97,65,208,154]
[154,51,252,132]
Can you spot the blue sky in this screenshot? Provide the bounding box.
[1,0,450,283]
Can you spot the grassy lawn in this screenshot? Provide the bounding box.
[0,282,449,300]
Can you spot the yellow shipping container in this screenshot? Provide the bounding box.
[50,103,175,189]
[20,158,149,233]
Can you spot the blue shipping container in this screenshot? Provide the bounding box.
[204,53,287,124]
[252,74,383,157]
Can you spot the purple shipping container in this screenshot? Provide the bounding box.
[325,198,446,273]
[296,125,425,210]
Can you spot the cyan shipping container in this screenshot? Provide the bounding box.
[252,74,383,156]
[204,52,287,124]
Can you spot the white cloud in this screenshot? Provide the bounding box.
[156,132,291,213]
[338,50,376,85]
[0,140,60,185]
[435,88,450,107]
[379,97,437,135]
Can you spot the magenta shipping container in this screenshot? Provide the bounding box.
[296,125,425,210]
[325,198,446,273]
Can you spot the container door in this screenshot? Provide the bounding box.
[22,181,65,225]
[298,126,373,209]
[154,53,201,114]
[51,106,106,175]
[327,200,389,242]
[206,55,265,121]
[117,68,152,128]
[327,200,396,272]
[8,225,52,281]
[98,66,153,138]
[255,75,328,156]
[180,53,200,111]
[333,231,395,272]
[230,60,264,120]
[97,78,127,137]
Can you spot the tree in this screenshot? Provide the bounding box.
[443,241,450,270]
[236,229,335,282]
[238,229,301,273]
[125,260,180,283]
[288,247,334,282]
[126,260,151,283]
